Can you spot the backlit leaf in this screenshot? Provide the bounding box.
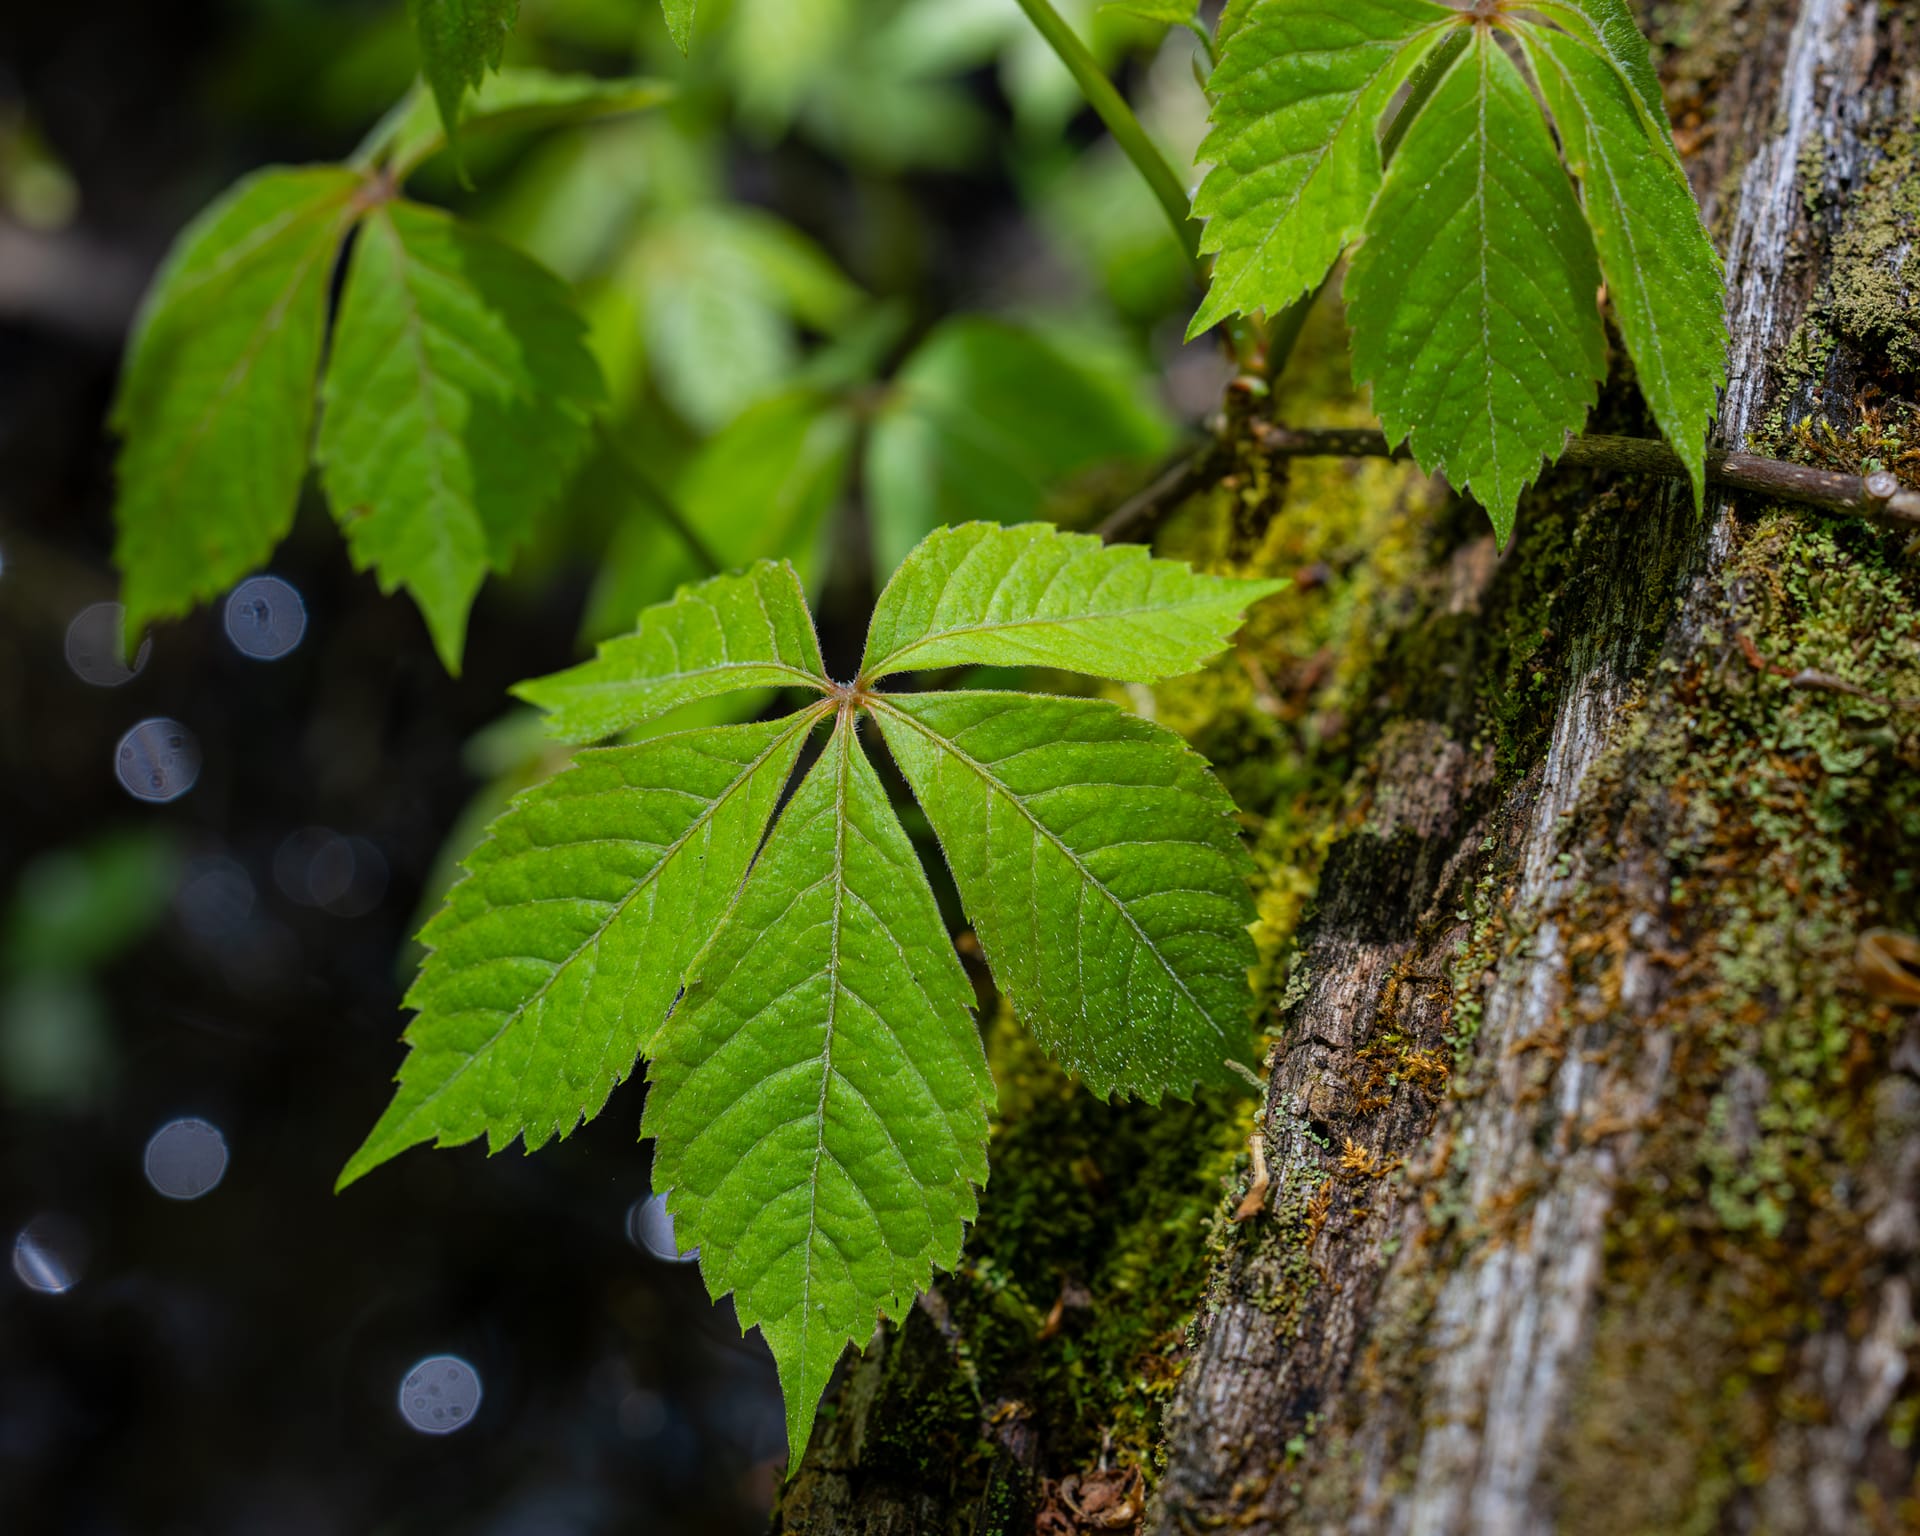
[317,199,605,671]
[861,521,1284,681]
[1345,30,1606,541]
[111,167,361,640]
[644,718,993,1470]
[874,690,1259,1099]
[1188,0,1451,336]
[339,713,815,1188]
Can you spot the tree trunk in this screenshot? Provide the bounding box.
[774,4,1920,1532]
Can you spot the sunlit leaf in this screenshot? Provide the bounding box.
[862,520,1284,681]
[353,527,1279,1465]
[874,690,1259,1099]
[644,717,993,1471]
[111,167,361,640]
[317,199,605,671]
[517,560,829,741]
[338,713,815,1188]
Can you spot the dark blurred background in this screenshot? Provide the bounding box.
[0,0,1224,1530]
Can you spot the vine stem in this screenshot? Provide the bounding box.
[1009,0,1203,276]
[1097,424,1920,542]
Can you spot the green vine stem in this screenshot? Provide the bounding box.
[1010,0,1203,276]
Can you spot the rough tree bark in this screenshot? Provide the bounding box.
[774,3,1920,1533]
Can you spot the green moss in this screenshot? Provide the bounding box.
[1548,503,1920,1534]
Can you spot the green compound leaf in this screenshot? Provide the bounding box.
[407,0,520,139]
[861,521,1284,682]
[111,167,361,641]
[1519,21,1726,510]
[1188,0,1452,337]
[873,691,1259,1100]
[317,199,605,672]
[661,0,699,53]
[644,717,993,1471]
[1346,30,1606,542]
[351,524,1280,1467]
[865,318,1171,577]
[338,713,816,1190]
[517,560,830,742]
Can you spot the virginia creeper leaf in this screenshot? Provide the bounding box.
[1345,30,1606,541]
[350,525,1281,1467]
[661,0,698,53]
[644,718,993,1471]
[861,521,1285,682]
[517,560,829,741]
[111,167,361,641]
[408,0,520,139]
[1187,0,1452,337]
[865,317,1171,577]
[873,691,1259,1100]
[317,199,605,672]
[1519,22,1725,510]
[338,714,815,1189]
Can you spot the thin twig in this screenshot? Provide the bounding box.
[1098,420,1920,543]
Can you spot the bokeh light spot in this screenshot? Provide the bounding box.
[398,1355,482,1435]
[626,1194,697,1263]
[11,1216,85,1295]
[66,602,150,687]
[273,828,388,917]
[115,718,200,804]
[223,575,307,661]
[143,1117,229,1200]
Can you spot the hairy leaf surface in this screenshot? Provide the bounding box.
[644,719,993,1469]
[1346,31,1606,540]
[874,691,1258,1099]
[1188,0,1451,336]
[112,167,360,640]
[317,199,604,672]
[518,561,829,741]
[1520,23,1725,509]
[1529,0,1672,142]
[408,0,520,137]
[339,714,815,1188]
[861,521,1284,681]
